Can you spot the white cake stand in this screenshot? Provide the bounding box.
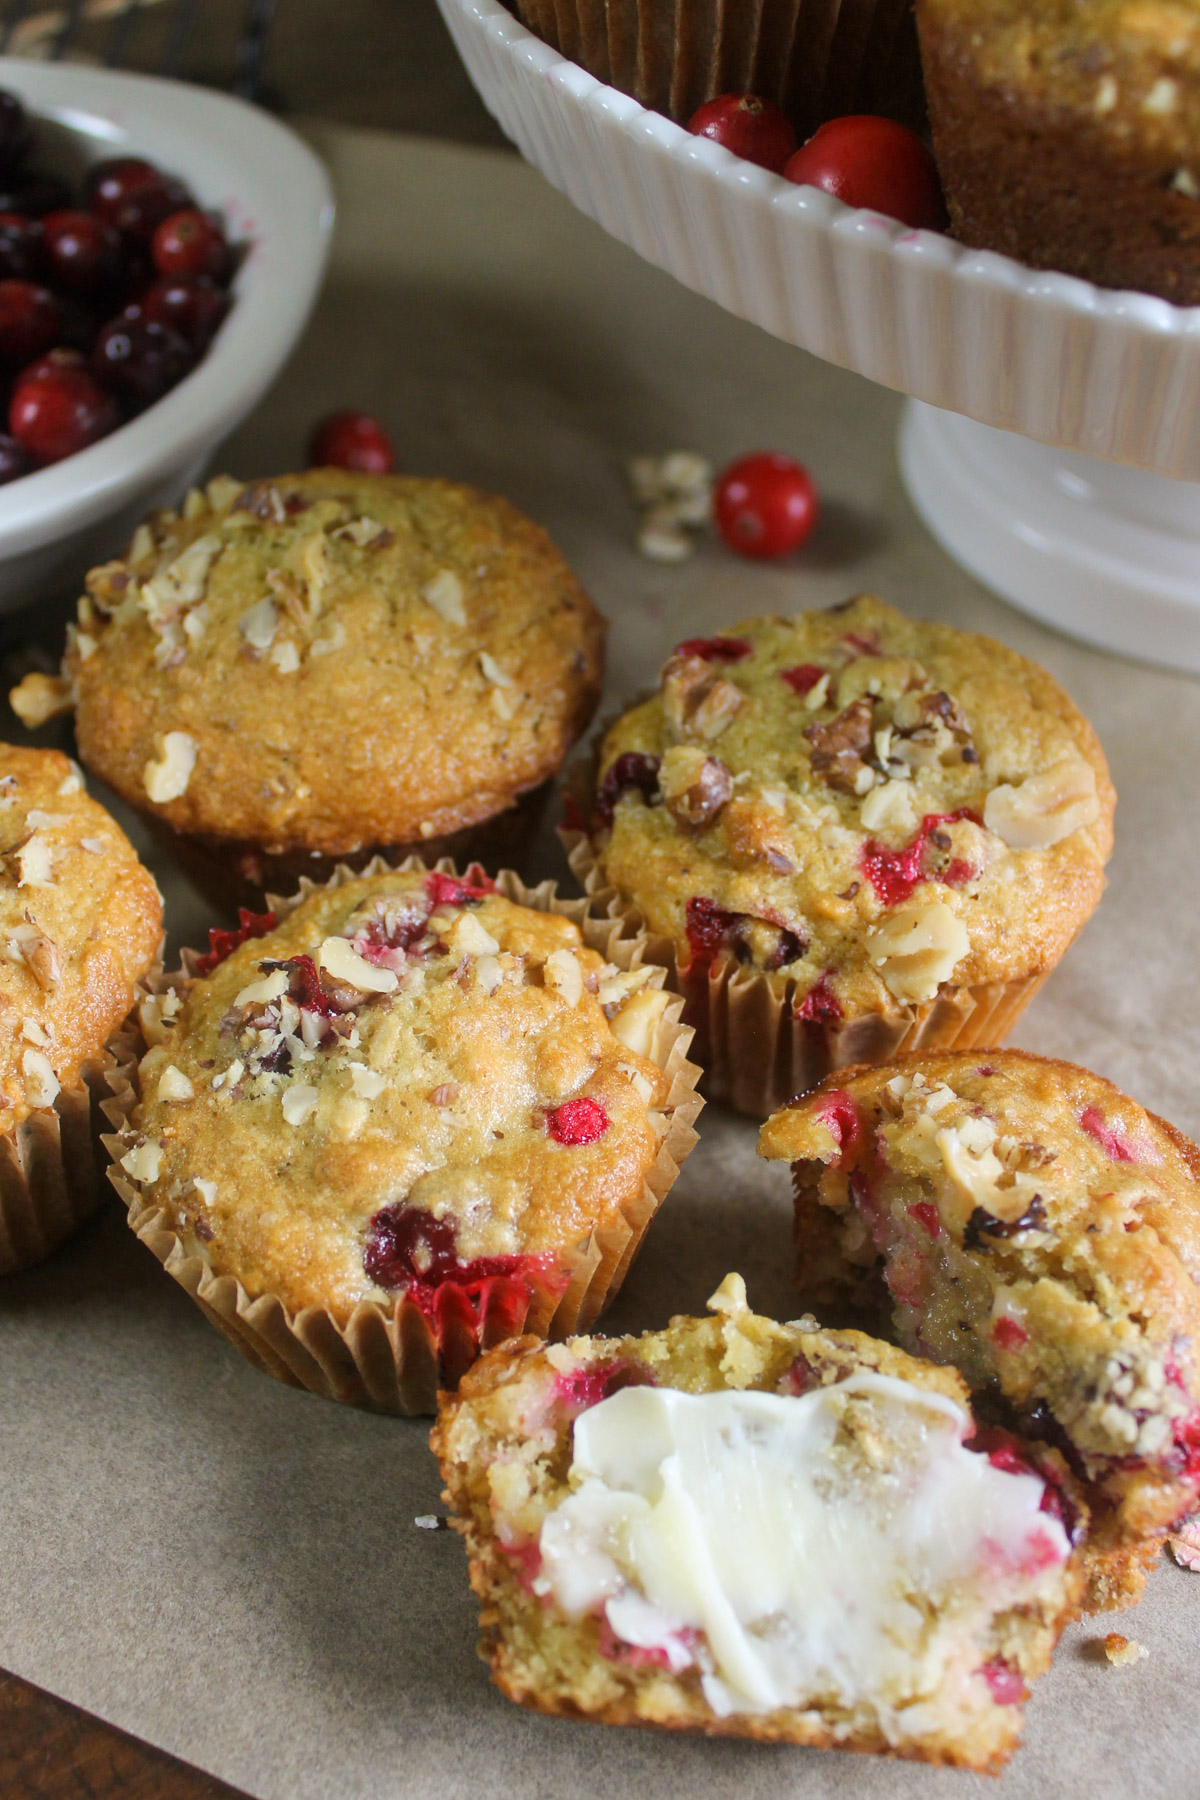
[437,0,1200,673]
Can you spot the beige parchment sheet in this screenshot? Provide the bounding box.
[0,126,1196,1800]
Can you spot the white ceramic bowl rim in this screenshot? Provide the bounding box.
[0,59,334,557]
[454,0,1200,336]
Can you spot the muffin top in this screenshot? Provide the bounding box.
[759,1050,1200,1570]
[124,867,675,1320]
[0,744,161,1122]
[919,0,1200,158]
[20,470,605,854]
[587,596,1114,1014]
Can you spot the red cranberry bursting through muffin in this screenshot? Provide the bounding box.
[565,597,1113,1116]
[432,1275,1085,1770]
[103,860,702,1412]
[758,1051,1200,1609]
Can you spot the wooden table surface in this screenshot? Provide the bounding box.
[1,9,496,1794]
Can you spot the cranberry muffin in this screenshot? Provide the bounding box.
[567,595,1114,1116]
[12,471,606,906]
[433,1273,1084,1771]
[0,744,162,1274]
[106,860,701,1412]
[758,1050,1200,1609]
[918,0,1200,302]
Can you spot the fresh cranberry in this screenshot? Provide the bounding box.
[0,213,42,280]
[0,173,71,219]
[0,91,31,176]
[684,895,741,973]
[555,1358,654,1413]
[307,409,395,474]
[687,93,797,174]
[815,1089,863,1167]
[860,808,981,906]
[713,451,818,559]
[784,115,945,230]
[795,970,842,1022]
[193,908,277,976]
[87,157,192,239]
[0,279,59,365]
[425,868,496,908]
[14,346,84,387]
[151,207,228,280]
[362,1201,531,1296]
[9,364,117,463]
[977,1659,1025,1705]
[781,662,826,695]
[140,273,228,349]
[0,432,25,482]
[41,209,119,293]
[908,1201,941,1240]
[90,314,192,413]
[1079,1105,1135,1163]
[673,635,752,662]
[547,1097,609,1146]
[593,750,661,829]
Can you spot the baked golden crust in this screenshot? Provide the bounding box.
[0,744,161,1124]
[918,0,1200,301]
[587,596,1113,1016]
[433,1276,1084,1769]
[35,470,605,854]
[758,1049,1200,1608]
[122,867,678,1321]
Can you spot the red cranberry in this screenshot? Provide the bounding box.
[547,1097,610,1146]
[0,173,72,219]
[41,209,119,293]
[860,808,981,906]
[151,208,228,280]
[193,908,277,976]
[593,750,661,829]
[90,314,191,414]
[907,1201,941,1240]
[363,1201,529,1295]
[87,157,192,240]
[684,895,742,973]
[673,635,752,662]
[687,93,797,174]
[815,1089,862,1166]
[796,970,841,1022]
[978,1659,1025,1706]
[1079,1105,1135,1163]
[713,452,819,559]
[15,346,84,386]
[555,1358,655,1413]
[783,116,945,231]
[0,432,27,482]
[308,409,395,474]
[425,869,495,908]
[10,365,118,465]
[140,273,228,349]
[0,214,42,281]
[0,279,60,365]
[780,662,826,695]
[0,91,31,176]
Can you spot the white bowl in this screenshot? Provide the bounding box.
[436,0,1200,484]
[0,59,333,611]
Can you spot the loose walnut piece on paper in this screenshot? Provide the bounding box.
[867,900,968,1003]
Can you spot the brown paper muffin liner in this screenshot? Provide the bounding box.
[145,779,556,917]
[563,822,1052,1120]
[0,1052,120,1278]
[102,856,704,1415]
[510,0,925,138]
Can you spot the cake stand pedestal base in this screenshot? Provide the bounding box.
[900,399,1200,673]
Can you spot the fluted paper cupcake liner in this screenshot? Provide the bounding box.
[102,855,704,1415]
[563,818,1052,1120]
[510,0,924,138]
[0,1052,119,1277]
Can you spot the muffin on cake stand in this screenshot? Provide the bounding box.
[437,0,1200,674]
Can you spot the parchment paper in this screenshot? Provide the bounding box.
[0,126,1196,1800]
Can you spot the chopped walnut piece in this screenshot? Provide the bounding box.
[867,900,968,1003]
[983,758,1100,849]
[662,653,745,742]
[15,927,62,992]
[21,1046,58,1108]
[143,732,197,804]
[544,947,584,1006]
[659,745,733,828]
[316,935,399,993]
[420,569,467,626]
[9,671,76,728]
[609,987,670,1057]
[804,698,876,793]
[239,598,278,651]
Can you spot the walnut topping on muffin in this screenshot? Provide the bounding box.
[583,597,1114,1032]
[13,471,606,860]
[127,867,690,1331]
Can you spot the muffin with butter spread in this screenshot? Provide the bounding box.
[11,470,606,907]
[0,744,162,1274]
[565,595,1114,1116]
[104,859,702,1413]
